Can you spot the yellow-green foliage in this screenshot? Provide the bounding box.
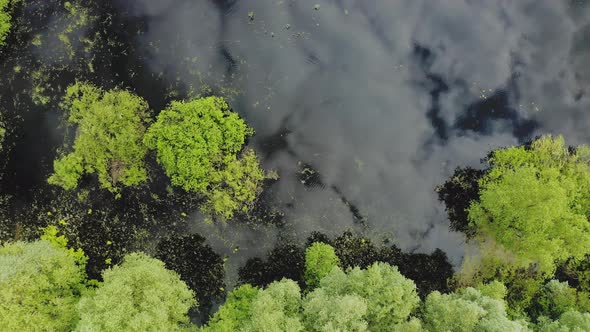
[48,83,150,193]
[0,0,12,47]
[76,253,196,331]
[0,240,87,331]
[145,96,265,219]
[201,149,265,219]
[203,284,260,332]
[304,242,340,290]
[468,135,590,274]
[41,225,88,266]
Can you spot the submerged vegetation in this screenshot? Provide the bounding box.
[0,0,589,331]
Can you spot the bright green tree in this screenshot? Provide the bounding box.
[422,287,530,332]
[203,284,260,332]
[0,240,87,331]
[49,82,150,193]
[305,242,340,290]
[144,96,265,219]
[76,252,195,332]
[204,280,303,332]
[317,262,420,331]
[468,135,590,273]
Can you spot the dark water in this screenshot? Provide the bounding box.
[3,0,590,283]
[123,0,590,264]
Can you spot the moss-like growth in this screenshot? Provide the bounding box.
[48,82,150,193]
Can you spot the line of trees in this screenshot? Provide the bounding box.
[2,229,589,331]
[48,82,268,220]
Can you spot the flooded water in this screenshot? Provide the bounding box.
[117,0,590,265]
[3,0,590,280]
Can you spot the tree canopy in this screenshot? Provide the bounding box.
[304,242,340,290]
[48,82,150,193]
[468,135,590,273]
[144,96,265,219]
[0,240,86,331]
[422,287,530,332]
[0,0,12,47]
[76,252,195,332]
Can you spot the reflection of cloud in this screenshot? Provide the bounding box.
[124,0,590,265]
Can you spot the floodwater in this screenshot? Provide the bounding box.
[126,0,590,265]
[3,0,590,283]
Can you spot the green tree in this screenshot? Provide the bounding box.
[422,287,530,332]
[76,252,195,332]
[305,242,340,290]
[203,284,260,332]
[204,280,303,332]
[317,262,420,331]
[0,0,13,47]
[536,311,590,332]
[0,240,86,331]
[303,289,368,331]
[200,149,265,219]
[529,280,590,321]
[468,135,590,273]
[49,82,150,193]
[241,279,304,332]
[144,96,265,219]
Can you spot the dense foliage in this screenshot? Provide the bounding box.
[76,252,195,331]
[0,0,12,47]
[468,135,590,274]
[0,2,589,330]
[144,97,265,219]
[49,83,150,193]
[304,242,340,289]
[0,240,86,331]
[1,234,590,331]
